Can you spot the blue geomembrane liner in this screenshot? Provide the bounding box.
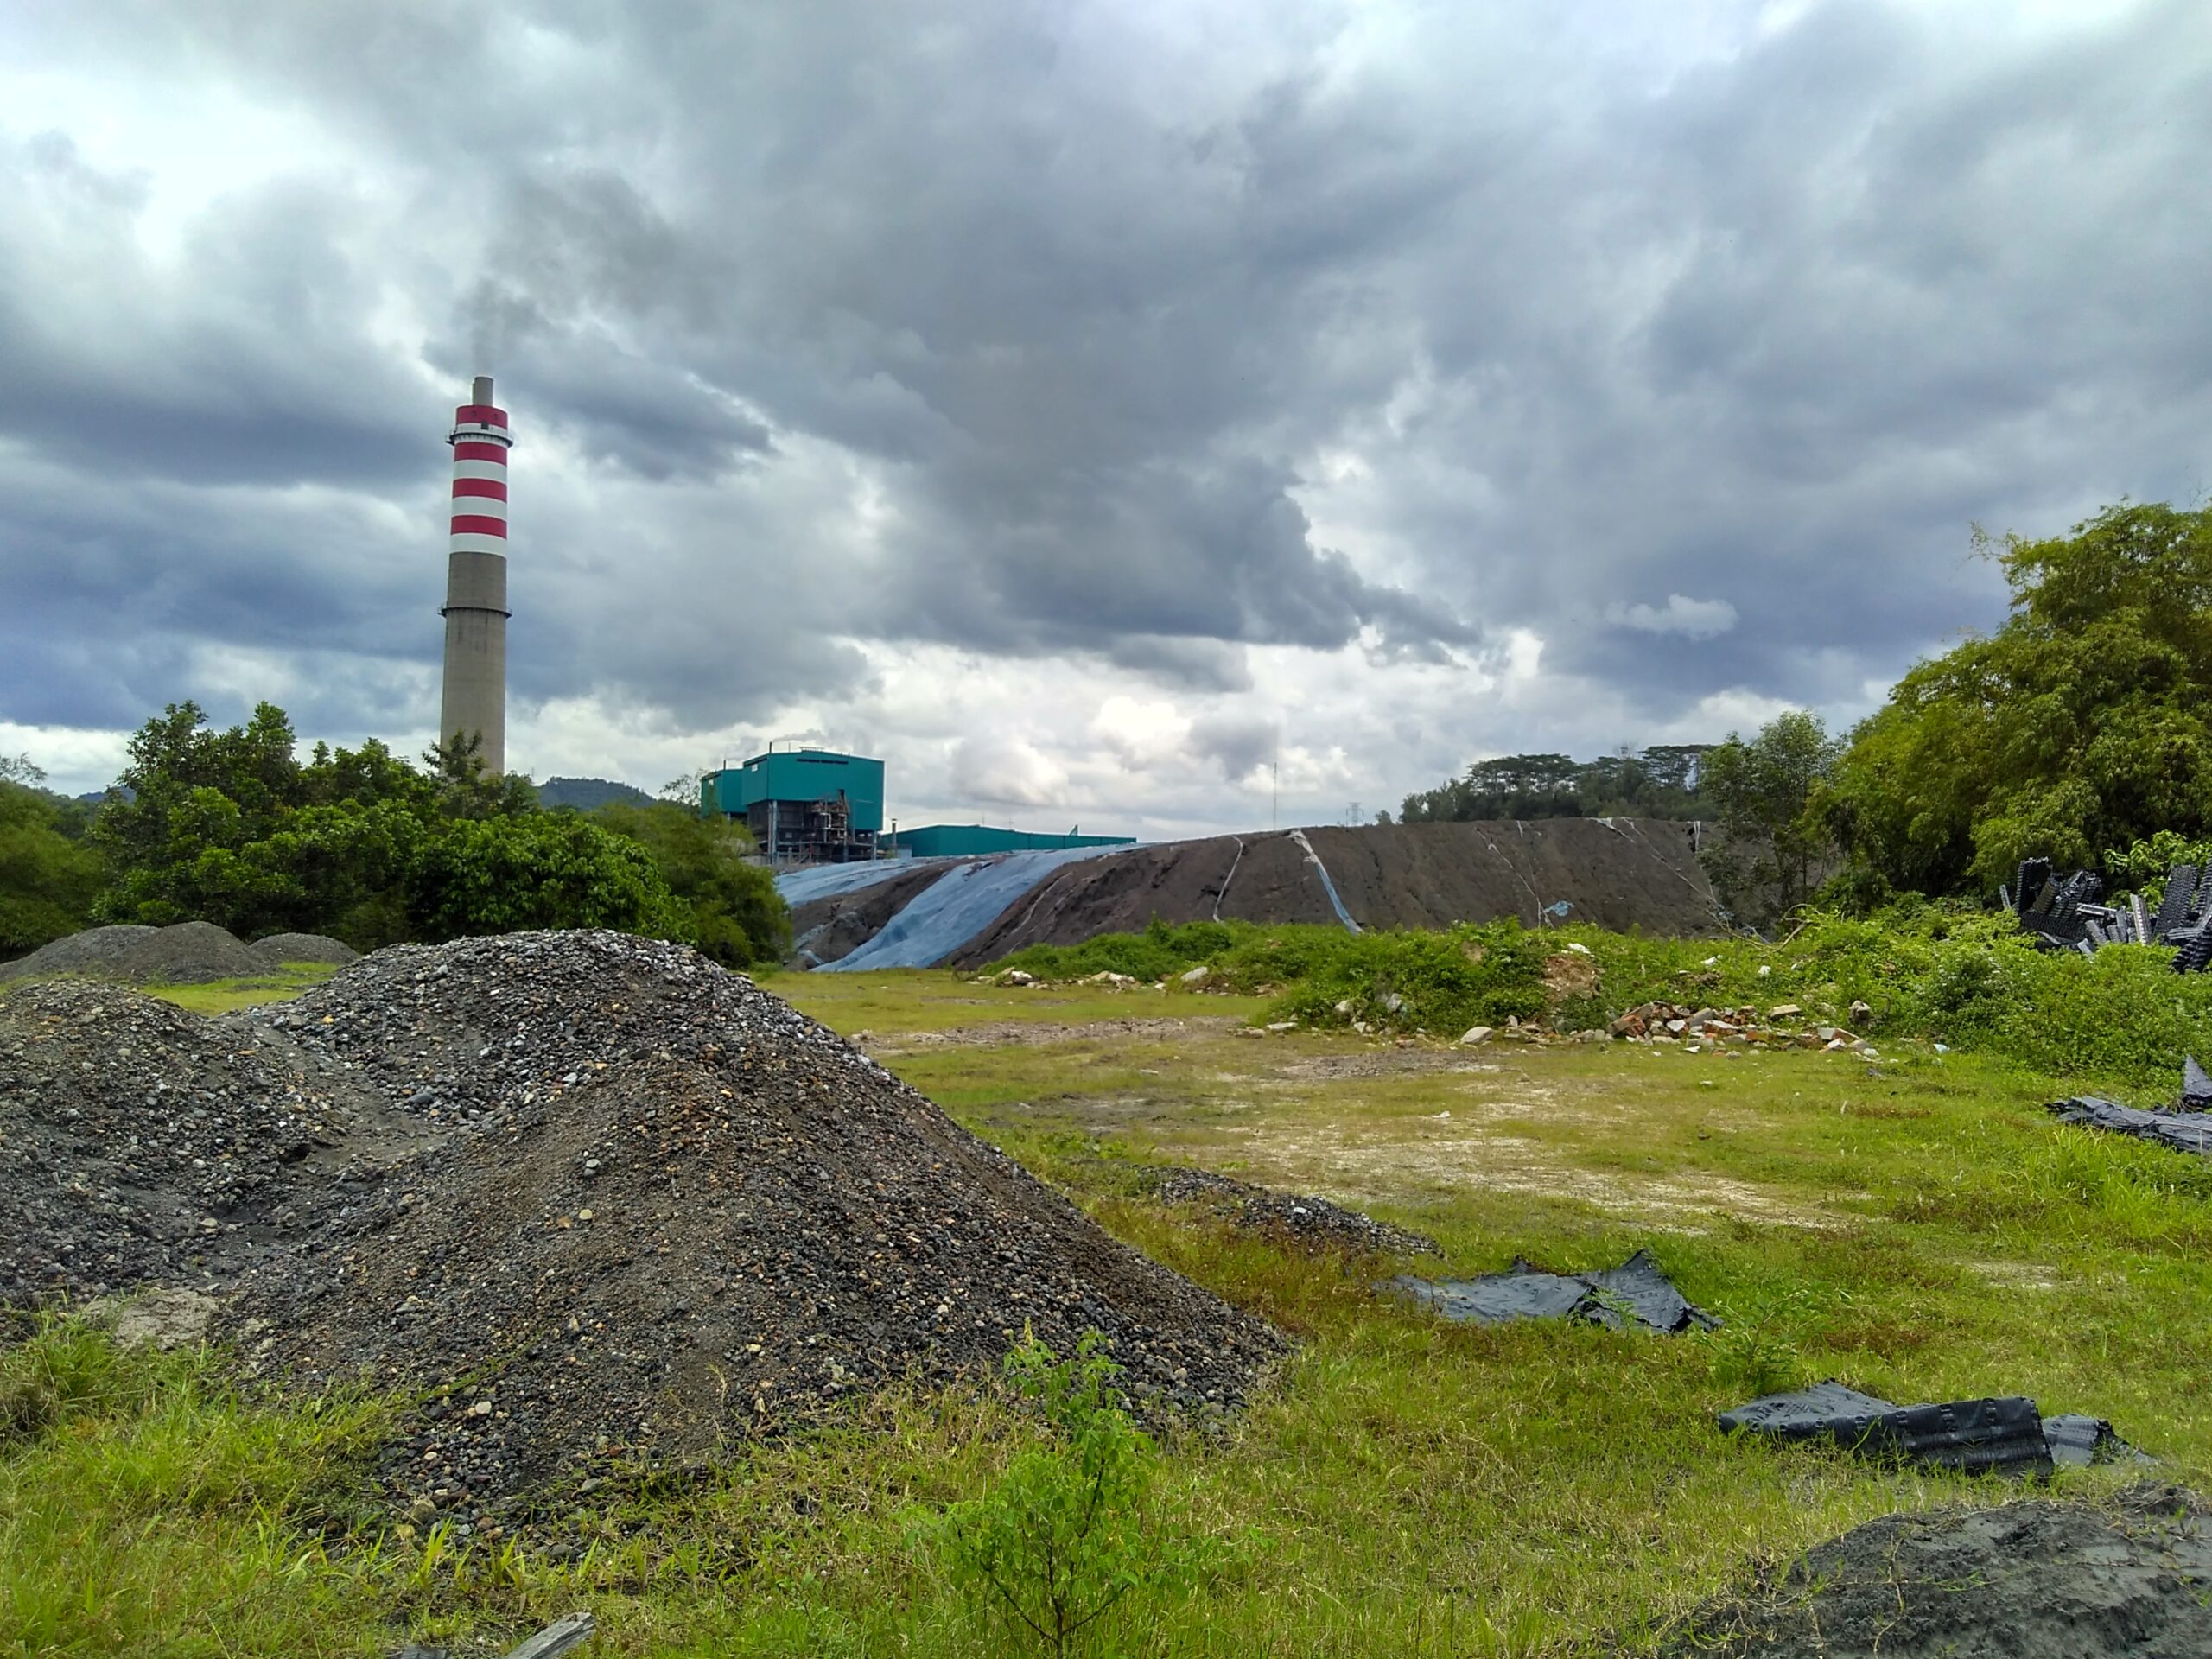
[822,844,1132,971]
[773,858,964,907]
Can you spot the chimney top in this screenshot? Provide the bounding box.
[471,374,495,405]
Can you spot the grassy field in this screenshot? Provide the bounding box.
[7,965,2209,1656]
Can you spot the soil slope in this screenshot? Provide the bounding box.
[949,818,1722,966]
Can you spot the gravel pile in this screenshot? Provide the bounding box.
[1668,1483,2212,1657]
[247,932,360,969]
[0,979,406,1306]
[191,932,1287,1522]
[0,923,157,979]
[1151,1166,1440,1256]
[0,920,356,986]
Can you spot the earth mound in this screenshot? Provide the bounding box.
[1668,1483,2212,1657]
[203,932,1287,1512]
[1,920,355,985]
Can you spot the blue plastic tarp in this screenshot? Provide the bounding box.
[773,859,963,906]
[823,844,1130,971]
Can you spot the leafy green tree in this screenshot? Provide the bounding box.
[407,813,689,943]
[1400,746,1713,823]
[1827,503,2212,896]
[0,766,104,959]
[423,733,540,820]
[92,702,303,890]
[1699,711,1843,926]
[590,801,790,967]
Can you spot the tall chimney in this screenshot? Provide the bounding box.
[440,375,512,773]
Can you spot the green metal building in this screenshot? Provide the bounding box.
[888,824,1135,859]
[700,748,884,863]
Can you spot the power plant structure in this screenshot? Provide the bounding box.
[699,746,1135,866]
[440,375,512,774]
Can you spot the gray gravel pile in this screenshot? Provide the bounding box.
[213,931,1285,1521]
[0,979,401,1306]
[0,920,355,986]
[1151,1166,1440,1256]
[247,932,360,969]
[1667,1483,2212,1657]
[0,923,157,979]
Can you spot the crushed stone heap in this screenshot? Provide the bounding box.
[0,920,358,986]
[194,931,1286,1509]
[0,979,401,1307]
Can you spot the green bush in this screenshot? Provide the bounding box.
[591,802,791,968]
[408,814,690,944]
[929,1332,1226,1656]
[1001,903,2212,1096]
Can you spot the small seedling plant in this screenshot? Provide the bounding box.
[932,1330,1220,1656]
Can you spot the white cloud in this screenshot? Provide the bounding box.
[1605,594,1741,639]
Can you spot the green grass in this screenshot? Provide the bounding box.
[9,968,2211,1655]
[994,908,2212,1098]
[139,962,343,1015]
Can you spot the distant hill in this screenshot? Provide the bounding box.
[538,776,654,811]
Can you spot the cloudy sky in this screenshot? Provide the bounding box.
[2,1,2206,836]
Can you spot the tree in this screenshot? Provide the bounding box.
[1699,710,1842,926]
[0,776,104,959]
[1398,747,1713,823]
[1826,503,2212,895]
[424,732,540,820]
[590,801,791,967]
[408,813,690,943]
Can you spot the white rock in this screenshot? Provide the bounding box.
[1180,965,1211,985]
[1459,1026,1494,1046]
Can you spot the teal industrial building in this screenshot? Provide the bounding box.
[887,823,1133,859]
[699,747,1132,865]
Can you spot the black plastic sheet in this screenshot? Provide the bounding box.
[1393,1249,1716,1333]
[1719,1381,2145,1478]
[2048,1095,2212,1155]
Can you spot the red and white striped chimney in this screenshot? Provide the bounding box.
[439,374,512,773]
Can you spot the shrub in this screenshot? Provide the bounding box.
[931,1332,1225,1656]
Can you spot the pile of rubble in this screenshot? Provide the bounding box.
[1148,1166,1440,1256]
[1605,1000,1884,1059]
[1,931,1287,1528]
[2005,856,2212,970]
[0,919,358,985]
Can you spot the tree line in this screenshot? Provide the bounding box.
[1395,746,1714,824]
[0,704,789,968]
[1398,500,2212,929]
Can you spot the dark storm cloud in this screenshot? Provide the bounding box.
[2,0,2208,758]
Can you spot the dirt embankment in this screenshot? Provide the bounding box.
[949,819,1723,965]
